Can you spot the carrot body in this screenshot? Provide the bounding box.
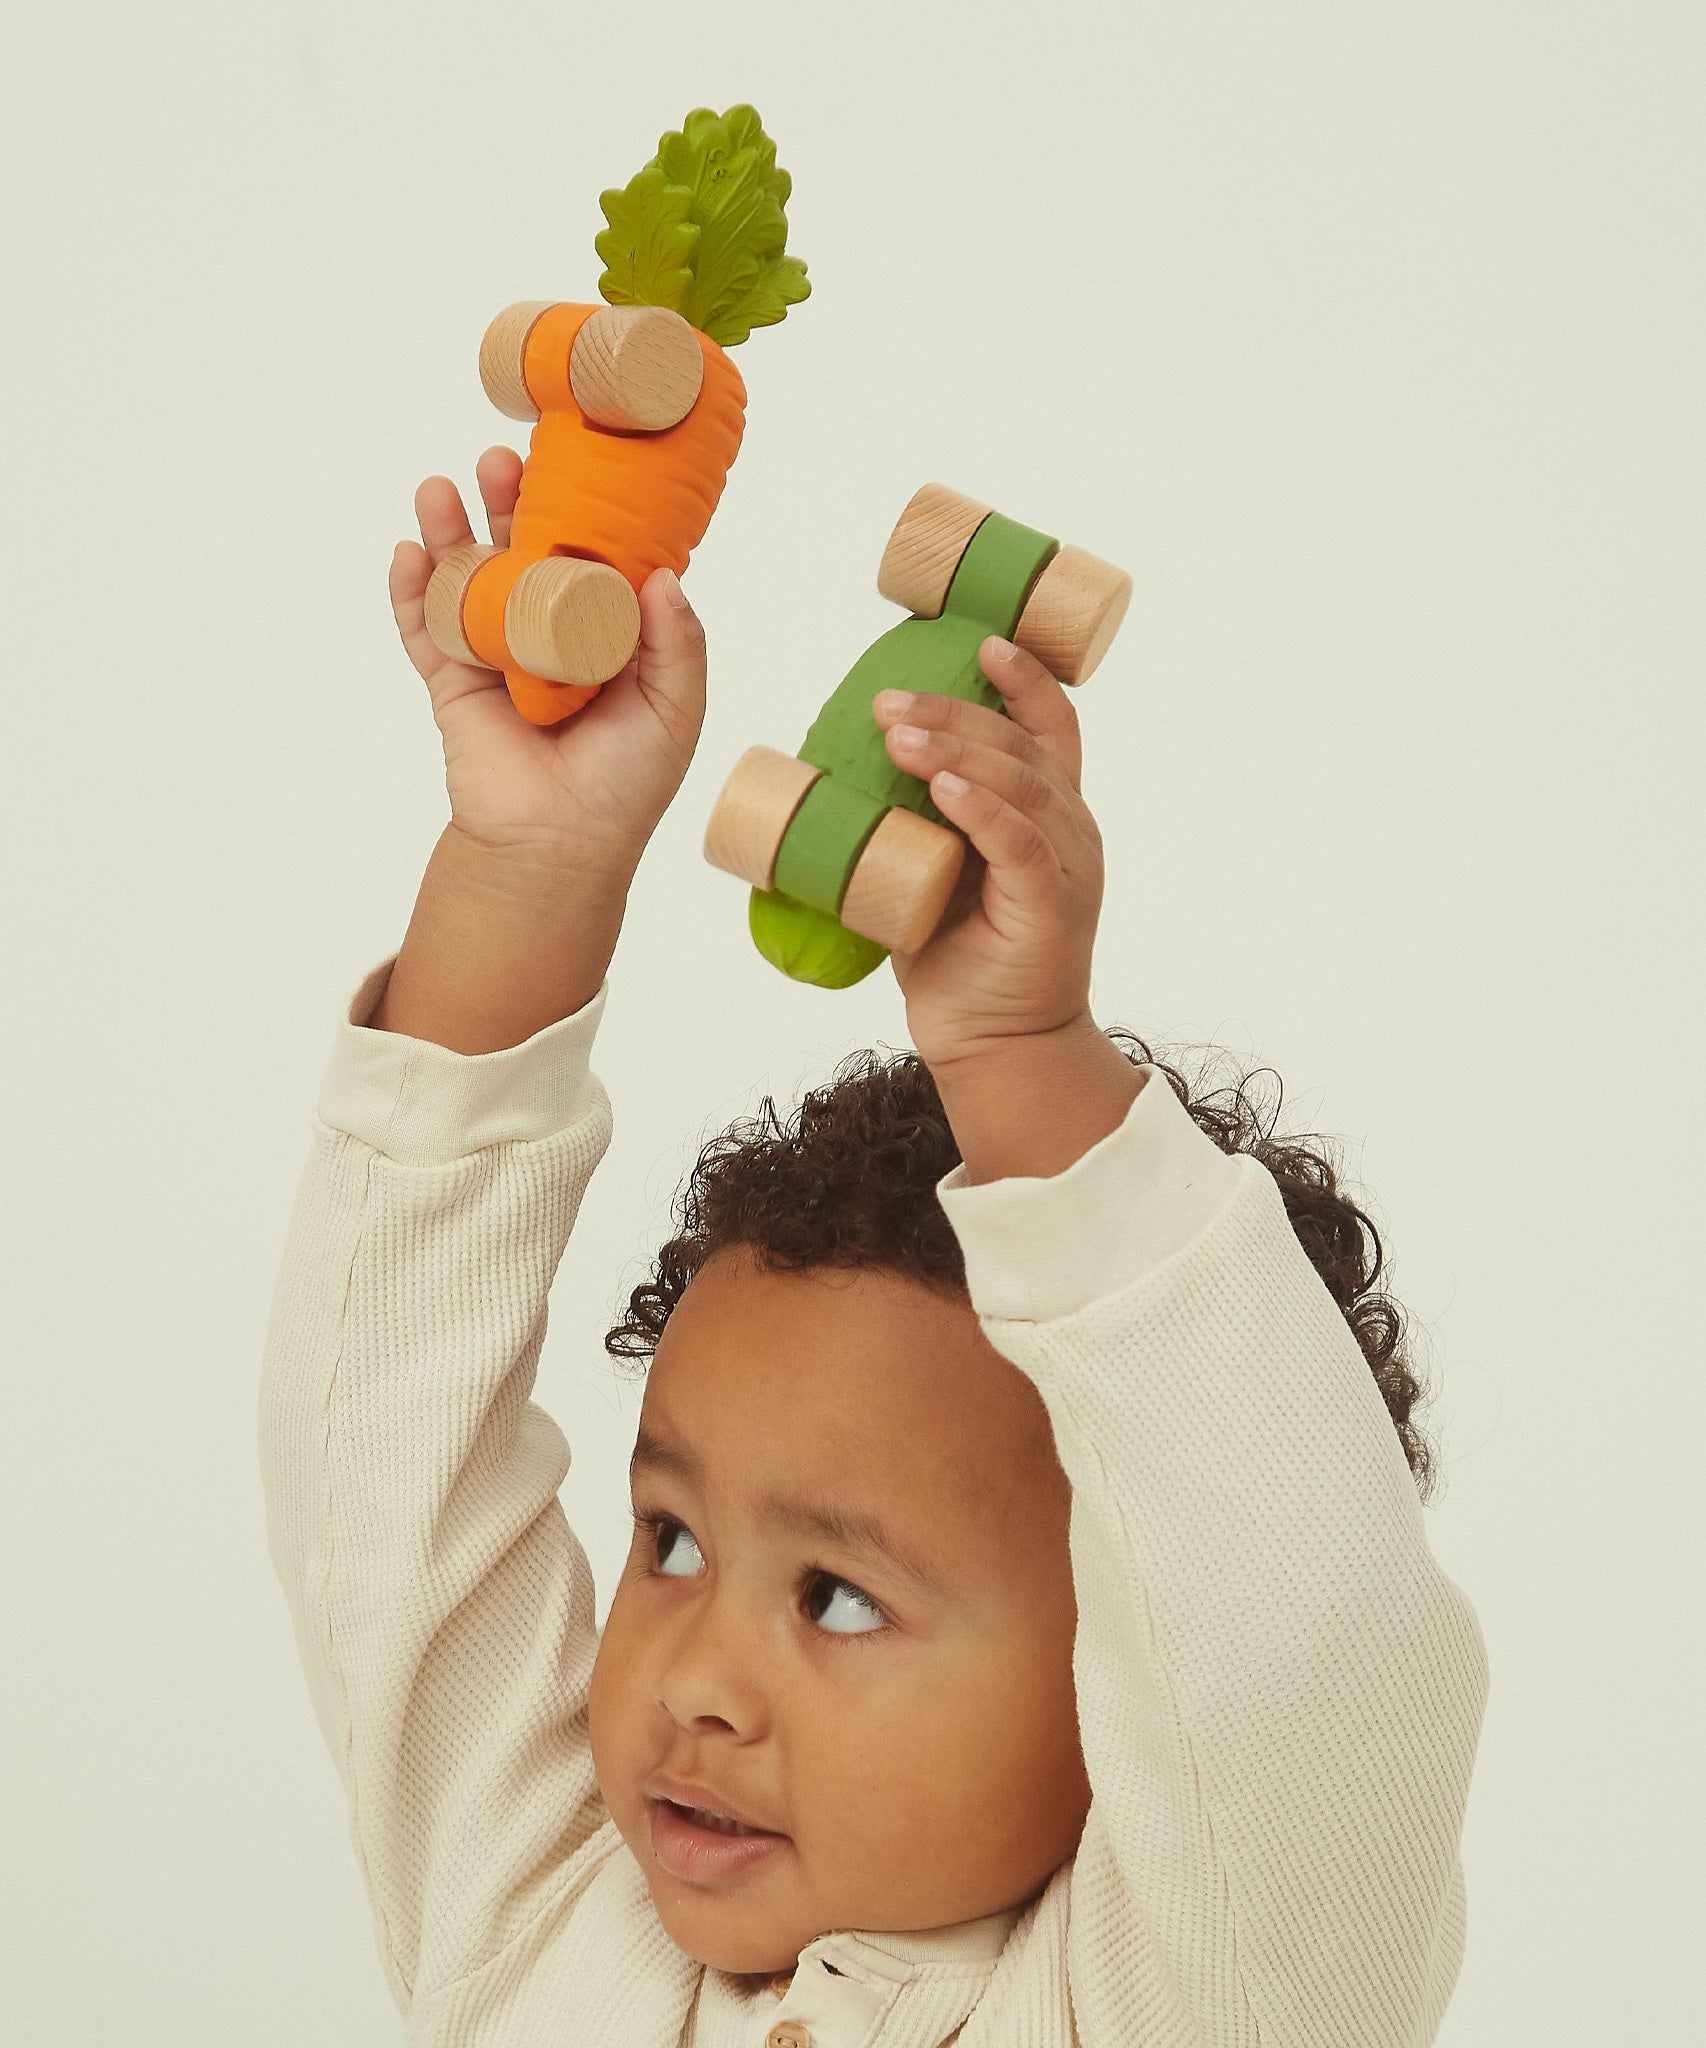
[462,302,748,724]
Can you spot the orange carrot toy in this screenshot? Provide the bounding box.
[422,105,809,725]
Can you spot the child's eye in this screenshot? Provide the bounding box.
[643,1515,704,1578]
[632,1513,890,1641]
[805,1575,888,1636]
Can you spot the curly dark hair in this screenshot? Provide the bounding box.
[606,1032,1435,1499]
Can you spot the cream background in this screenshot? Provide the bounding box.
[2,2,1700,2039]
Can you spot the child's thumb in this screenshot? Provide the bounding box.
[632,568,708,739]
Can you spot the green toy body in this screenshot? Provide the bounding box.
[751,510,1062,987]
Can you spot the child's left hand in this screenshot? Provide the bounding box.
[872,638,1146,1184]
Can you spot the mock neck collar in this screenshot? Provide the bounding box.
[799,1898,1027,1978]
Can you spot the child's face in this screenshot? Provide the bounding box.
[588,1248,1090,1975]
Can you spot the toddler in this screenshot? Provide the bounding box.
[260,446,1487,2046]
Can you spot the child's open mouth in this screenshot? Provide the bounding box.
[649,1796,790,1882]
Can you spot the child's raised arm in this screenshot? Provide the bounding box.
[876,643,1488,2045]
[374,447,708,1052]
[259,463,708,2019]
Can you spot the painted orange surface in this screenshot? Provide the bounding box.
[461,302,748,725]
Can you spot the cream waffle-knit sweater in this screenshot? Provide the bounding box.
[259,957,1487,2047]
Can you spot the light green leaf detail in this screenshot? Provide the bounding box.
[595,104,809,346]
[595,166,699,314]
[748,889,887,989]
[713,251,810,346]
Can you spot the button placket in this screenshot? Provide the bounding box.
[759,1948,899,2048]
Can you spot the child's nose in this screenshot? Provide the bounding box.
[654,1597,772,1740]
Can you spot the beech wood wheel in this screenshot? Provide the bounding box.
[839,807,966,954]
[875,483,992,619]
[569,305,704,430]
[477,301,553,422]
[423,543,502,667]
[503,557,641,687]
[703,747,823,892]
[1012,544,1133,685]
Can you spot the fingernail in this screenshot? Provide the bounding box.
[660,569,690,611]
[891,723,927,749]
[935,771,969,797]
[987,636,1018,660]
[874,689,913,718]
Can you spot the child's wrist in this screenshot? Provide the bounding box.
[927,1018,1147,1187]
[369,824,630,1053]
[446,815,643,894]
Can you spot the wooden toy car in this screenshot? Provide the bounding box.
[421,105,808,727]
[705,483,1132,987]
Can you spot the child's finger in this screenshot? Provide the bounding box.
[872,686,1094,864]
[400,475,513,704]
[475,444,524,550]
[388,538,504,709]
[925,767,1064,903]
[624,567,707,753]
[883,719,1092,872]
[872,682,1031,760]
[976,636,1085,789]
[388,539,455,688]
[413,475,478,560]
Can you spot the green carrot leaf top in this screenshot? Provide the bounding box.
[592,166,697,316]
[596,104,810,346]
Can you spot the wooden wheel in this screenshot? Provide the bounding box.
[478,301,554,422]
[569,305,704,431]
[839,807,966,954]
[876,483,992,619]
[423,543,502,666]
[503,557,640,687]
[1013,544,1132,685]
[703,747,823,891]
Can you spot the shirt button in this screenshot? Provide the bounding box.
[766,2025,812,2048]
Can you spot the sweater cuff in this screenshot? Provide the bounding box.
[314,954,609,1167]
[935,1067,1244,1324]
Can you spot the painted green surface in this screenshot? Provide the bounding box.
[595,106,810,346]
[796,510,1058,808]
[777,510,1060,891]
[753,507,1060,989]
[771,774,888,916]
[798,613,992,821]
[946,510,1060,636]
[748,888,887,988]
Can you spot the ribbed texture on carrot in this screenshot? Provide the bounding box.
[456,304,748,725]
[511,304,747,588]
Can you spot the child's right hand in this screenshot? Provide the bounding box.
[367,447,709,1052]
[389,445,708,881]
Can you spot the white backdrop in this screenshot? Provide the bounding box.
[3,3,1701,2040]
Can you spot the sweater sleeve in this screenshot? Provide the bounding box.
[258,956,617,2012]
[936,1072,1488,2048]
